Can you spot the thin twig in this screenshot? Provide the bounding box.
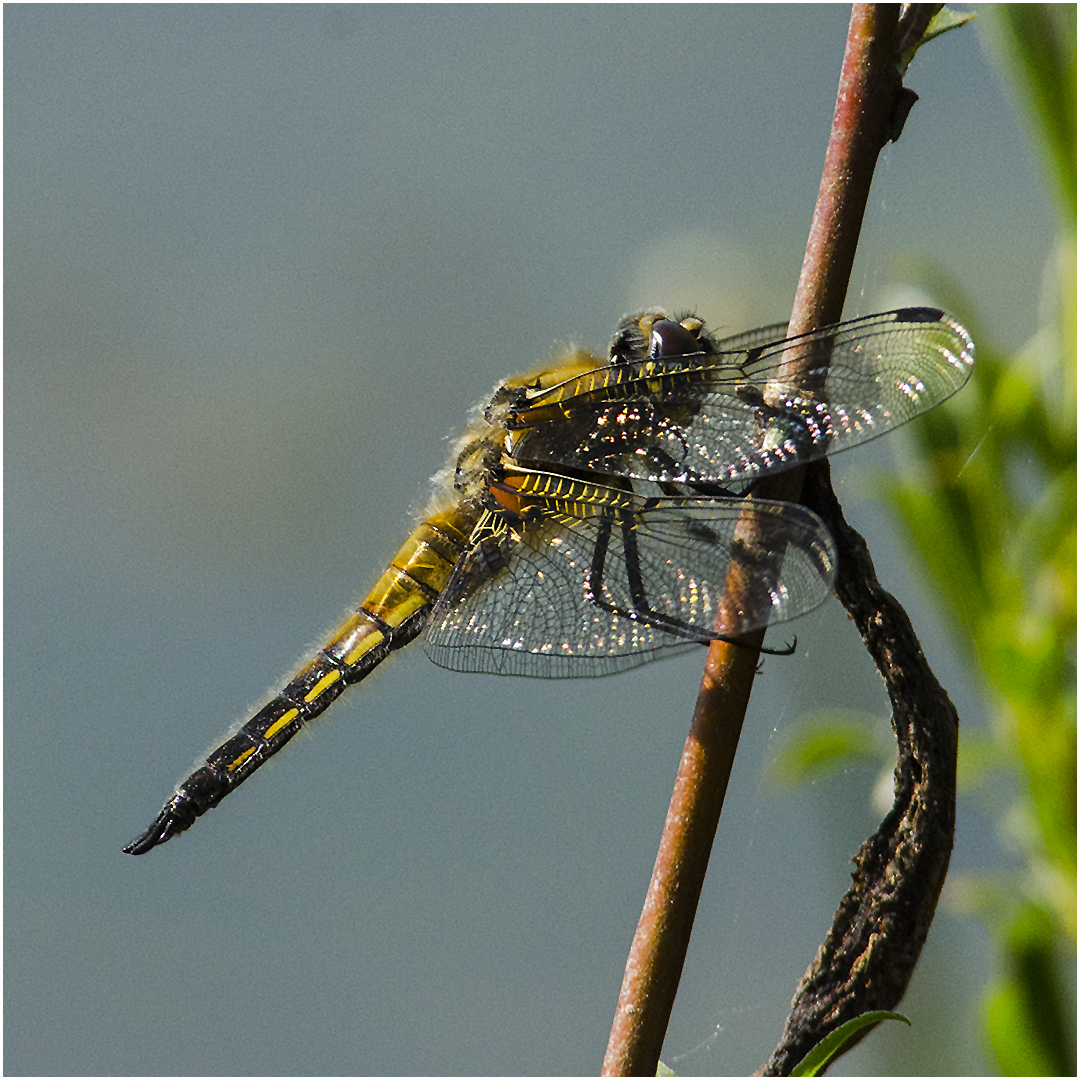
[602,6,909,1074]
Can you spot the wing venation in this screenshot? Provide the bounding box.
[507,308,975,484]
[424,495,837,677]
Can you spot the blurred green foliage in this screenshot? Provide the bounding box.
[913,8,1076,1074]
[991,5,1076,228]
[771,6,1075,1074]
[765,711,891,788]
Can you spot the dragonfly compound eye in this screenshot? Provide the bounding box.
[648,319,702,359]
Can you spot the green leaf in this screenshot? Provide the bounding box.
[921,7,977,45]
[898,7,977,76]
[790,1012,911,1076]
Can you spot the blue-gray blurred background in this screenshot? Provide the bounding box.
[5,6,1057,1075]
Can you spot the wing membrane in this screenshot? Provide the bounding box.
[508,308,975,484]
[424,493,837,677]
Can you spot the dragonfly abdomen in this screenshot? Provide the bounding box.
[123,504,482,855]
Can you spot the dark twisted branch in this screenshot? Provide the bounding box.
[759,461,958,1075]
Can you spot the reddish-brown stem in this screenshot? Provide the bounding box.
[602,6,906,1075]
[601,635,763,1077]
[787,4,905,336]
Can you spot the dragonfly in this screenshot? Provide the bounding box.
[125,306,974,854]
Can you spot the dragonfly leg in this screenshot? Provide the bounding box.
[583,515,713,644]
[584,514,795,655]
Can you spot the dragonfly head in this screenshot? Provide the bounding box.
[609,310,712,365]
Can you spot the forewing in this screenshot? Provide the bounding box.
[710,320,790,352]
[424,498,837,677]
[509,308,975,484]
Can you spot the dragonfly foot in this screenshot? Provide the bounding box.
[715,633,797,657]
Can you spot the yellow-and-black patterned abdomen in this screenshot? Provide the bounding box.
[123,505,480,854]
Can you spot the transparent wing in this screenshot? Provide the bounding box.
[710,320,790,352]
[423,498,837,678]
[507,308,975,484]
